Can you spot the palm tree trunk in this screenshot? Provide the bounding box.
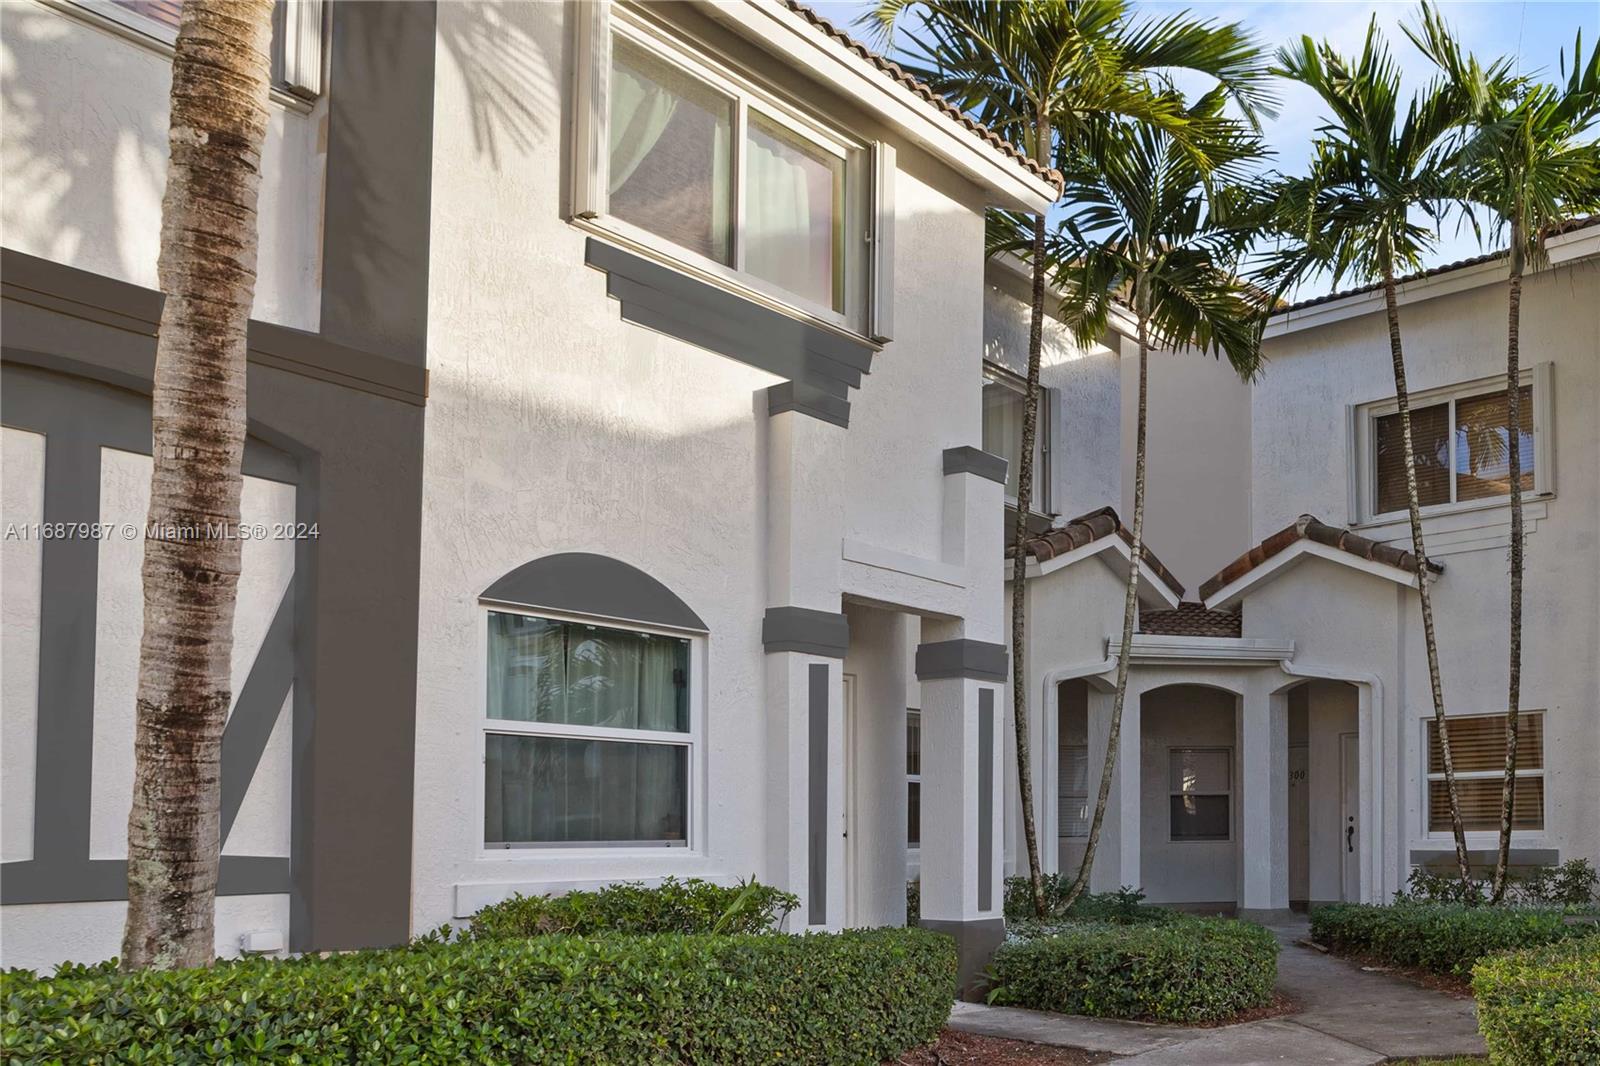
[1490,241,1525,903]
[1380,270,1472,892]
[121,0,276,972]
[1011,202,1048,919]
[1061,303,1149,912]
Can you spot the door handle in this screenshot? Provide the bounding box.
[1346,824,1355,853]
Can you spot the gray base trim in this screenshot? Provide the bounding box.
[1,856,290,905]
[586,238,874,426]
[1237,907,1297,925]
[763,606,850,658]
[916,639,1008,682]
[807,663,829,925]
[920,917,1005,1000]
[481,552,708,633]
[1410,848,1559,867]
[943,446,1008,484]
[767,381,849,428]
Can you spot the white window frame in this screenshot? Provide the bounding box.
[1422,711,1545,840]
[1168,747,1232,843]
[43,0,325,105]
[1350,363,1553,527]
[1058,742,1088,841]
[905,709,921,851]
[477,603,706,856]
[571,2,893,342]
[983,362,1051,515]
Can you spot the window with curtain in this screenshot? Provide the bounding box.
[983,367,1047,510]
[1369,382,1535,518]
[484,612,692,847]
[592,23,871,327]
[906,710,921,847]
[1169,748,1231,841]
[1427,713,1543,832]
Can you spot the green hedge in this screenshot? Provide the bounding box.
[1310,902,1595,976]
[2,927,953,1064]
[1474,936,1600,1066]
[461,876,798,939]
[986,918,1278,1024]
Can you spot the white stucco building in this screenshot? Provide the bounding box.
[2,0,1595,991]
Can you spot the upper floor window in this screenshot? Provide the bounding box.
[573,5,893,340]
[1427,713,1543,833]
[1355,365,1551,524]
[57,0,324,100]
[983,364,1050,513]
[483,610,694,849]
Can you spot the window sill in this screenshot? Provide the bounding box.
[573,217,876,351]
[1356,492,1552,533]
[1354,495,1551,556]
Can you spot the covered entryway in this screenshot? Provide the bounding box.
[1286,680,1361,908]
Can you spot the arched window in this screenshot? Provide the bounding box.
[478,555,704,850]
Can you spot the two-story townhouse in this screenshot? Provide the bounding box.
[1,0,1059,992]
[1006,217,1599,916]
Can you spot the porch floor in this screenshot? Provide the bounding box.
[946,918,1486,1065]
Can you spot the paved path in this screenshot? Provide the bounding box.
[948,918,1486,1064]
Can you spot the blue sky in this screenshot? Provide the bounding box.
[807,1,1598,295]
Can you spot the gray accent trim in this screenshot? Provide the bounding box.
[915,639,1008,682]
[1410,848,1560,867]
[586,238,875,426]
[943,446,1008,485]
[1,249,428,405]
[219,585,296,842]
[1238,907,1297,925]
[481,553,708,633]
[319,1,435,365]
[2,857,290,905]
[920,917,1005,1001]
[808,663,829,925]
[978,689,994,913]
[763,606,849,658]
[766,381,850,429]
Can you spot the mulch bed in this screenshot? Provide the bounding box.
[893,1029,1113,1065]
[1183,992,1299,1027]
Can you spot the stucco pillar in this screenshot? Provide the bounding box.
[916,619,1006,1000]
[762,401,848,930]
[1086,683,1141,894]
[1238,686,1290,919]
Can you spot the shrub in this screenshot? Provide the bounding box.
[1473,936,1600,1066]
[987,917,1278,1024]
[1311,901,1596,976]
[463,876,799,939]
[1,927,953,1064]
[1000,877,1173,923]
[1512,859,1600,908]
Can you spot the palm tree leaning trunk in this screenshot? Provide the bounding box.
[122,0,276,972]
[1493,225,1525,900]
[1379,269,1473,888]
[1065,285,1150,908]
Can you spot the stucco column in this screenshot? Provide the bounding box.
[763,400,848,929]
[916,620,1006,999]
[1238,686,1290,919]
[1086,682,1141,894]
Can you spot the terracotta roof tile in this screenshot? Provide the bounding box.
[1277,214,1599,314]
[1012,506,1185,597]
[782,1,1062,190]
[1140,601,1241,638]
[1198,514,1443,602]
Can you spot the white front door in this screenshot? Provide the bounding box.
[841,674,859,926]
[1339,732,1360,902]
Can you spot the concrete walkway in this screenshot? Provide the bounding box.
[948,919,1486,1064]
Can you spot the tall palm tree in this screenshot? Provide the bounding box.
[1265,20,1476,889]
[1043,93,1270,909]
[1409,7,1600,901]
[870,0,1272,916]
[122,0,277,971]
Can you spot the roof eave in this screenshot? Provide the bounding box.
[695,0,1058,213]
[1201,539,1433,611]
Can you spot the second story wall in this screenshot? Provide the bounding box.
[1,1,326,330]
